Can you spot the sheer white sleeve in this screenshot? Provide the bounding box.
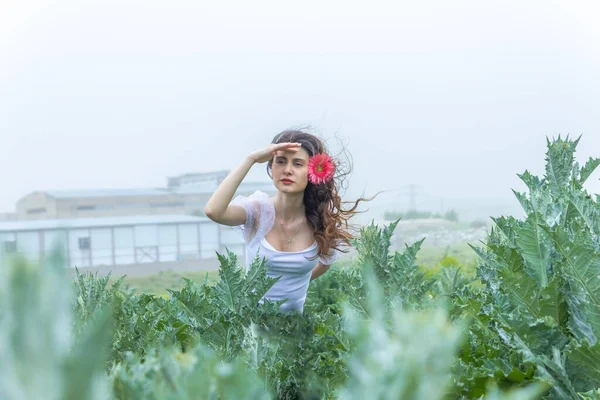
[230,190,275,247]
[319,242,341,266]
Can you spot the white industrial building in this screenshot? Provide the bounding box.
[15,182,274,221]
[0,170,271,273]
[0,214,245,269]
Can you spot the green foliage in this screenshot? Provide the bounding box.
[108,270,220,296]
[339,264,464,400]
[472,135,600,398]
[353,219,433,308]
[0,250,111,400]
[445,209,460,222]
[110,344,270,399]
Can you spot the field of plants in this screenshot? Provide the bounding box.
[1,136,600,399]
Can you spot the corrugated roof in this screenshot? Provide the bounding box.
[0,214,209,233]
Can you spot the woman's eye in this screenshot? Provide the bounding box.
[276,160,302,166]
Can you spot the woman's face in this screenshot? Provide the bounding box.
[272,146,310,192]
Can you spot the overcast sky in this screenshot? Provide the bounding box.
[1,0,599,221]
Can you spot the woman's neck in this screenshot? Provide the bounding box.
[273,192,305,223]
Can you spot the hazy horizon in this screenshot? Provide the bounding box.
[2,0,599,221]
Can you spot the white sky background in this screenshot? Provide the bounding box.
[1,0,599,221]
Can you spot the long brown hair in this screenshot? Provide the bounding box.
[267,128,380,262]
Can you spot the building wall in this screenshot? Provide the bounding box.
[0,221,244,268]
[53,193,195,219]
[16,186,275,220]
[16,192,58,220]
[0,213,18,221]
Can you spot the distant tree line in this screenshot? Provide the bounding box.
[383,209,459,222]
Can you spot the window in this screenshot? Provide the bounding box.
[76,205,96,210]
[78,237,91,250]
[27,208,46,214]
[3,240,16,253]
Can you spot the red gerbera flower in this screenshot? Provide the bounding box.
[308,153,336,185]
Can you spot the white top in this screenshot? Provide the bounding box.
[231,190,339,313]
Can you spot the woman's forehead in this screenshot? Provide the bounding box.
[275,147,309,160]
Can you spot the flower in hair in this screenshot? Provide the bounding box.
[308,153,336,185]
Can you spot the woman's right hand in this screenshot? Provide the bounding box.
[249,142,302,164]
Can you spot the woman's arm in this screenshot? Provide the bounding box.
[204,156,256,224]
[204,142,302,224]
[310,262,331,281]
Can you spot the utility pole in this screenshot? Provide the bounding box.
[397,184,425,212]
[408,184,417,212]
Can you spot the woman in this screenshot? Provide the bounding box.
[204,129,375,313]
